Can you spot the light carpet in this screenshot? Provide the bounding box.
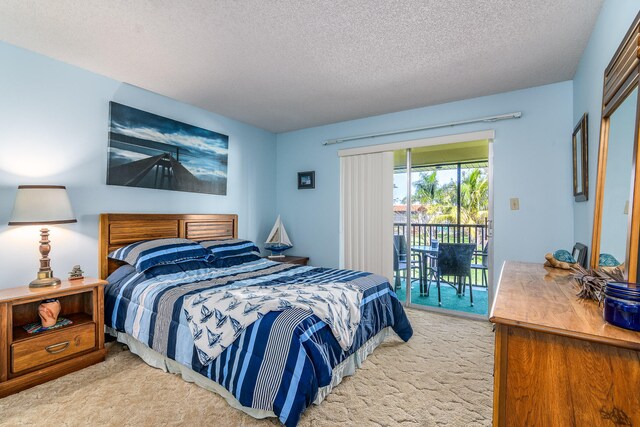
[0,309,494,426]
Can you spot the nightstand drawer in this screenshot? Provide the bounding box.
[11,323,96,374]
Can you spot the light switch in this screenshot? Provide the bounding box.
[510,198,520,210]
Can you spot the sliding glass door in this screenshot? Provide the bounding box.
[392,141,491,317]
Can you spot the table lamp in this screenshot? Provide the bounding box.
[8,185,77,287]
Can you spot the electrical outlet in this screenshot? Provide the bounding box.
[510,198,520,210]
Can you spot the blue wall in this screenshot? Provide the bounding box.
[276,81,574,280]
[3,0,636,290]
[572,0,640,252]
[0,42,277,288]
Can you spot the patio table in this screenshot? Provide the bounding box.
[412,245,438,296]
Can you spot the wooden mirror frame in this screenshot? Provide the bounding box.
[573,113,588,202]
[591,12,640,280]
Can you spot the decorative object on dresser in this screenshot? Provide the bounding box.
[571,264,610,302]
[572,113,588,202]
[603,281,640,332]
[491,261,640,426]
[266,255,309,266]
[264,215,293,258]
[68,265,84,280]
[543,249,577,270]
[297,171,315,189]
[0,277,107,397]
[591,11,640,281]
[571,242,588,268]
[107,102,229,196]
[8,185,77,288]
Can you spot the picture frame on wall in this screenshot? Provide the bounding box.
[298,171,315,189]
[572,113,588,202]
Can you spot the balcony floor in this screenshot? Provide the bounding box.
[395,278,488,316]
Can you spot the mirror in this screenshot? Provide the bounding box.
[599,88,638,269]
[573,114,588,201]
[591,12,640,280]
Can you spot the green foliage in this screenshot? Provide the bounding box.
[413,168,488,225]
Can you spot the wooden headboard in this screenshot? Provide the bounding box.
[99,213,238,280]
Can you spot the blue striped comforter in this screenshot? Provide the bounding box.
[105,257,413,426]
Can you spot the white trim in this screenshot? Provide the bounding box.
[337,130,496,157]
[487,141,495,312]
[405,148,412,303]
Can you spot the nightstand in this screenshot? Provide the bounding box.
[0,277,107,397]
[267,256,309,266]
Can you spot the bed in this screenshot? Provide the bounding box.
[100,213,413,426]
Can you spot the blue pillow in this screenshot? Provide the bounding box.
[209,253,262,268]
[109,238,210,272]
[553,249,576,264]
[200,239,260,261]
[599,253,621,267]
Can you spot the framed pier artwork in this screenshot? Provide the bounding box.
[107,102,229,195]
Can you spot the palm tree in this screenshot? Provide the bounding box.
[413,168,488,225]
[413,171,439,204]
[459,169,489,224]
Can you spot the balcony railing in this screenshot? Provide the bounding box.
[394,222,489,287]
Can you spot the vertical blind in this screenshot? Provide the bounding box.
[340,151,394,281]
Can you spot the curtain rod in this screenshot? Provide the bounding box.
[323,111,522,146]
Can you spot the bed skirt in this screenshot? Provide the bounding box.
[106,326,391,420]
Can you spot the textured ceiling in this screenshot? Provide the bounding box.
[0,0,603,133]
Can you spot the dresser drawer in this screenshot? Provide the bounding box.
[11,323,96,374]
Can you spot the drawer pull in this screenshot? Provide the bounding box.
[45,341,70,354]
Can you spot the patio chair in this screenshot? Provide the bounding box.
[430,243,476,307]
[393,235,422,291]
[470,242,489,287]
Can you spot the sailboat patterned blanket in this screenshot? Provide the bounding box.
[185,282,363,365]
[105,257,413,427]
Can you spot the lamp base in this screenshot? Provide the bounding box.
[29,272,61,288]
[29,227,62,288]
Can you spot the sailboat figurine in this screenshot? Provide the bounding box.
[265,215,293,258]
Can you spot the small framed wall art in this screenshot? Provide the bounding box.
[572,113,588,202]
[298,171,315,189]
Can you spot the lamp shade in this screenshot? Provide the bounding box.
[8,185,77,225]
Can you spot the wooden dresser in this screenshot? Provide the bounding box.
[0,278,107,397]
[490,261,640,426]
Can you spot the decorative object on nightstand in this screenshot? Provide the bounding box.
[69,265,84,280]
[0,277,107,397]
[265,215,293,258]
[8,185,77,288]
[297,171,315,189]
[22,317,73,335]
[38,298,61,327]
